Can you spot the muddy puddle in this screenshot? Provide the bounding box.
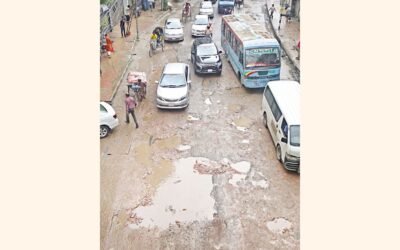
[129,157,216,230]
[228,104,242,113]
[267,218,292,234]
[232,117,253,131]
[134,143,152,167]
[146,160,174,189]
[152,135,181,150]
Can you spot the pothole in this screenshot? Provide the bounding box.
[128,157,216,230]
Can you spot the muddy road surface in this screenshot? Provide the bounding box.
[101,1,299,249]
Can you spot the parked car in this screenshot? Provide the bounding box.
[191,37,223,75]
[164,18,184,42]
[199,1,214,19]
[156,63,191,109]
[191,15,210,37]
[100,101,119,138]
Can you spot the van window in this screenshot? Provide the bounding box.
[271,100,282,121]
[281,118,288,138]
[290,125,300,146]
[264,86,274,107]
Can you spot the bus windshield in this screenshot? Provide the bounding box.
[245,47,280,68]
[290,125,300,147]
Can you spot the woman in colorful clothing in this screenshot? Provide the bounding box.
[105,33,114,58]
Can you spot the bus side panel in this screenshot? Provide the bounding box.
[221,37,243,83]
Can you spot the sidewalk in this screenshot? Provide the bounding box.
[265,0,300,72]
[100,7,171,102]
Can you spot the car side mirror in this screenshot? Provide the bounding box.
[188,80,192,84]
[155,80,159,84]
[218,50,223,54]
[281,137,288,143]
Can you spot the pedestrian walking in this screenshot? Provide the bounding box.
[125,93,139,128]
[120,17,126,37]
[148,0,155,10]
[105,33,114,58]
[125,5,132,33]
[205,24,213,38]
[269,4,276,19]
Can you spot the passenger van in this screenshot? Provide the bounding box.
[262,80,300,172]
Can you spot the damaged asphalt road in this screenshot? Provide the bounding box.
[101,1,299,249]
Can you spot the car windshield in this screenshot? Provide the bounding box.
[166,20,181,29]
[197,44,217,56]
[201,2,212,8]
[194,17,208,25]
[160,74,186,87]
[245,47,280,68]
[290,125,300,147]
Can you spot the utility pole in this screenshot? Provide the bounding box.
[135,0,139,40]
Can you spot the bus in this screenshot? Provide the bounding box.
[221,14,281,88]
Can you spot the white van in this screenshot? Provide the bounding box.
[262,80,300,173]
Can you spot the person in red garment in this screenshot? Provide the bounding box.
[105,33,115,58]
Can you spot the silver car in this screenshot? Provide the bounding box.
[156,63,191,109]
[164,18,184,42]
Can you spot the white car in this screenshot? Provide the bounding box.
[100,102,119,138]
[156,63,191,109]
[164,18,184,42]
[199,1,214,18]
[191,15,209,37]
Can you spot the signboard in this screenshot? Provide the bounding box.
[247,48,279,55]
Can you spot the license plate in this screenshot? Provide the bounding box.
[207,69,213,72]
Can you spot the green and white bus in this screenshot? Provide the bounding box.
[221,14,281,88]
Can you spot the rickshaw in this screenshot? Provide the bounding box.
[149,27,165,57]
[127,71,147,103]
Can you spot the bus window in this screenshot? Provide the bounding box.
[239,52,243,64]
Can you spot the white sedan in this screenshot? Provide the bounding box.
[192,15,209,37]
[199,1,214,18]
[164,18,184,42]
[100,102,119,138]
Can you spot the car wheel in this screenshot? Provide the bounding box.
[263,112,268,128]
[276,144,282,163]
[100,125,110,138]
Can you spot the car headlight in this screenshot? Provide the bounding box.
[178,96,187,101]
[157,96,165,101]
[285,153,300,162]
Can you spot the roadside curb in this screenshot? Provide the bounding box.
[109,10,172,103]
[264,3,299,73]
